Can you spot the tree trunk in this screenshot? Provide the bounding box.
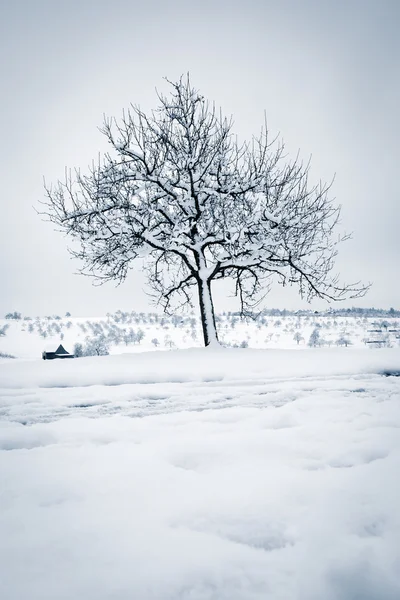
[197,277,219,347]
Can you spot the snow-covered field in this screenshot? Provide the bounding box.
[1,347,400,599]
[1,310,399,359]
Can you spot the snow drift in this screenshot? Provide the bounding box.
[0,347,400,390]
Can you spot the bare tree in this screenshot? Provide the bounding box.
[308,328,321,347]
[293,331,304,345]
[42,76,368,346]
[336,335,352,347]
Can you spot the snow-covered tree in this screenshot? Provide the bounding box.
[293,331,304,345]
[122,328,136,345]
[42,76,368,346]
[164,334,176,349]
[73,342,84,357]
[308,328,321,347]
[336,336,352,347]
[83,335,110,356]
[5,312,22,320]
[135,328,145,344]
[0,324,9,337]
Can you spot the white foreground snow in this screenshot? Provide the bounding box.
[1,348,400,600]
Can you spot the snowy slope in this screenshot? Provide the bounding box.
[1,346,400,390]
[1,348,400,599]
[1,311,399,359]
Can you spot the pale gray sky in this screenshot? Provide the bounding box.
[1,0,399,316]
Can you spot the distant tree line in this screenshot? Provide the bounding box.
[4,307,399,323]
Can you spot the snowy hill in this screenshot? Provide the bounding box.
[1,309,399,359]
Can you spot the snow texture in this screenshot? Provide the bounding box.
[1,348,400,600]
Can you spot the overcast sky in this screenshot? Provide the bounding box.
[0,0,399,317]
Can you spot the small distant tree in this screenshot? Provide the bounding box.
[42,76,368,346]
[65,312,71,317]
[73,342,84,357]
[0,324,9,337]
[293,331,304,345]
[308,328,321,347]
[164,334,176,349]
[151,337,160,347]
[135,328,145,344]
[83,335,110,356]
[0,351,16,359]
[336,336,352,347]
[5,312,22,320]
[122,328,136,345]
